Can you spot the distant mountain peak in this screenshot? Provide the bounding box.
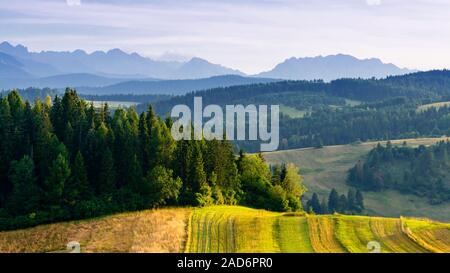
[257,54,413,81]
[187,57,208,63]
[0,41,30,57]
[107,48,127,56]
[170,57,245,79]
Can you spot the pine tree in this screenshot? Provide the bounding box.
[138,112,151,172]
[0,98,13,206]
[236,149,245,173]
[320,198,329,214]
[310,193,321,214]
[98,148,115,194]
[217,139,240,203]
[347,188,356,212]
[355,190,365,212]
[328,188,340,213]
[129,154,145,193]
[7,155,41,215]
[338,194,348,213]
[65,151,90,204]
[190,142,210,206]
[46,153,71,207]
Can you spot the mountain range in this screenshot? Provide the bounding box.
[0,41,416,93]
[0,41,242,80]
[256,54,415,81]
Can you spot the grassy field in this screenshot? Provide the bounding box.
[262,137,450,222]
[279,104,309,118]
[1,206,449,253]
[417,101,450,112]
[0,208,190,253]
[185,206,450,253]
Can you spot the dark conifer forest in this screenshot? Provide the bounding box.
[0,89,305,230]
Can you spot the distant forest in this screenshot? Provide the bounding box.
[5,71,450,153]
[348,141,450,204]
[146,70,450,152]
[0,90,306,231]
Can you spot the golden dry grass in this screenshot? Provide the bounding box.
[402,218,450,253]
[369,218,428,253]
[0,208,190,253]
[306,215,346,253]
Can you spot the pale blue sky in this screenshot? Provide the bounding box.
[1,0,449,73]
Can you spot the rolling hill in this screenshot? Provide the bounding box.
[0,73,132,90]
[76,75,280,95]
[0,206,448,253]
[262,137,450,222]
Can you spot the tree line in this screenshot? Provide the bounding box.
[0,89,306,230]
[347,141,450,204]
[305,188,364,215]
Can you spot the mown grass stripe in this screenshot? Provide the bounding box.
[307,215,346,253]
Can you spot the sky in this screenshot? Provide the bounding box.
[1,0,450,74]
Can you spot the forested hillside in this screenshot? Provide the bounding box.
[348,141,450,204]
[142,70,450,151]
[0,90,306,231]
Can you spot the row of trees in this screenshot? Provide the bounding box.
[0,89,307,230]
[278,103,450,151]
[305,188,365,215]
[348,141,450,204]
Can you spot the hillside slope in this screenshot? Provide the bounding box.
[262,137,450,222]
[1,206,449,253]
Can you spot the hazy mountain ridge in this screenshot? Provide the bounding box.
[0,52,31,79]
[257,54,415,81]
[0,73,132,90]
[0,42,244,80]
[1,42,416,91]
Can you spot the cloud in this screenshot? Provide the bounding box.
[2,0,450,73]
[66,0,81,6]
[366,0,382,6]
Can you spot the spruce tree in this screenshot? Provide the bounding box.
[129,154,145,194]
[355,190,365,212]
[7,155,41,215]
[0,98,13,205]
[65,151,90,203]
[338,194,348,213]
[46,153,71,207]
[310,193,321,214]
[320,198,329,214]
[347,188,356,212]
[98,148,115,194]
[328,188,340,213]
